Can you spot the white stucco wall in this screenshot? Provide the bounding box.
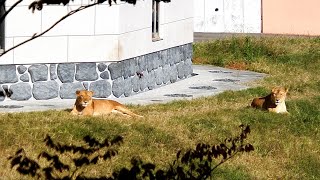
[1,0,193,64]
[194,0,261,33]
[118,0,193,60]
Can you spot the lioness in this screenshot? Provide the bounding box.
[251,87,289,113]
[71,90,143,117]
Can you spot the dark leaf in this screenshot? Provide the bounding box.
[181,150,191,164]
[15,148,24,155]
[111,135,123,145]
[10,156,22,168]
[245,144,254,152]
[244,125,251,134]
[176,150,181,159]
[38,152,52,160]
[73,157,90,167]
[142,163,156,170]
[90,156,99,164]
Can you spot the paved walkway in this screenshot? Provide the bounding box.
[0,65,266,113]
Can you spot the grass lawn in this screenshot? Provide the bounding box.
[1,36,319,179]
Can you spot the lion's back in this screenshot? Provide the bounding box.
[92,99,123,114]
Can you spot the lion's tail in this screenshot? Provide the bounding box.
[115,105,143,118]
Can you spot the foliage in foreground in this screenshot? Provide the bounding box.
[8,125,253,179]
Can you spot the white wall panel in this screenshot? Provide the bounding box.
[243,0,261,33]
[194,0,261,33]
[204,0,224,32]
[0,38,14,64]
[161,0,193,24]
[95,4,120,35]
[41,6,69,36]
[6,6,42,37]
[6,0,35,7]
[194,0,205,32]
[118,18,193,60]
[13,36,68,64]
[224,0,244,33]
[60,5,95,36]
[68,35,119,62]
[119,0,150,34]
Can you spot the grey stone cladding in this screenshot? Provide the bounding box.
[0,43,193,101]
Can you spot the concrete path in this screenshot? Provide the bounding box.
[0,65,266,113]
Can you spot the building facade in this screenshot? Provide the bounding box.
[194,0,320,36]
[0,0,194,101]
[194,0,261,33]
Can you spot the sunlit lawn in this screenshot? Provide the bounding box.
[1,36,319,179]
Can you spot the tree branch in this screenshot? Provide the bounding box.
[0,0,23,24]
[0,2,99,57]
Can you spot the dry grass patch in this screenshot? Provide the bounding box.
[1,36,320,179]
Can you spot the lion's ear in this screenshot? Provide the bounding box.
[285,87,289,93]
[89,91,94,96]
[76,90,81,96]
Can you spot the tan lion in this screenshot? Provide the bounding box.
[251,87,289,113]
[70,90,143,117]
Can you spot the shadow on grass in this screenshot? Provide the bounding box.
[8,125,254,179]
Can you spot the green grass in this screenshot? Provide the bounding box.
[1,36,320,179]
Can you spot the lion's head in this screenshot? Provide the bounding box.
[76,90,94,107]
[271,87,288,105]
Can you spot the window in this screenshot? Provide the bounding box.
[0,3,5,53]
[152,0,161,41]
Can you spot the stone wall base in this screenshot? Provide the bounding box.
[0,44,193,101]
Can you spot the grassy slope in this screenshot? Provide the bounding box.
[1,36,319,179]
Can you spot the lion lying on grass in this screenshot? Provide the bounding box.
[251,87,289,114]
[70,90,143,118]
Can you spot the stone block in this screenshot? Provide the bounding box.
[0,86,5,101]
[57,63,75,83]
[112,77,124,98]
[20,73,30,82]
[186,43,193,59]
[139,71,148,91]
[33,81,59,100]
[9,83,32,101]
[17,65,27,74]
[177,61,186,79]
[108,61,124,80]
[167,48,175,66]
[60,82,84,99]
[50,64,57,80]
[155,68,164,85]
[97,63,107,72]
[146,53,159,72]
[169,65,178,83]
[123,58,136,78]
[159,49,168,67]
[75,63,98,81]
[100,71,109,79]
[123,77,133,97]
[0,65,18,84]
[28,64,48,82]
[131,75,140,92]
[89,80,111,98]
[185,58,193,76]
[147,70,156,90]
[83,82,89,90]
[162,65,171,84]
[137,55,147,72]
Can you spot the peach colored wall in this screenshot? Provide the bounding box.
[263,0,320,36]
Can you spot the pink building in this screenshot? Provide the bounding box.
[263,0,320,36]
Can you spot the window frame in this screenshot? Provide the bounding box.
[152,0,161,41]
[0,3,5,53]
